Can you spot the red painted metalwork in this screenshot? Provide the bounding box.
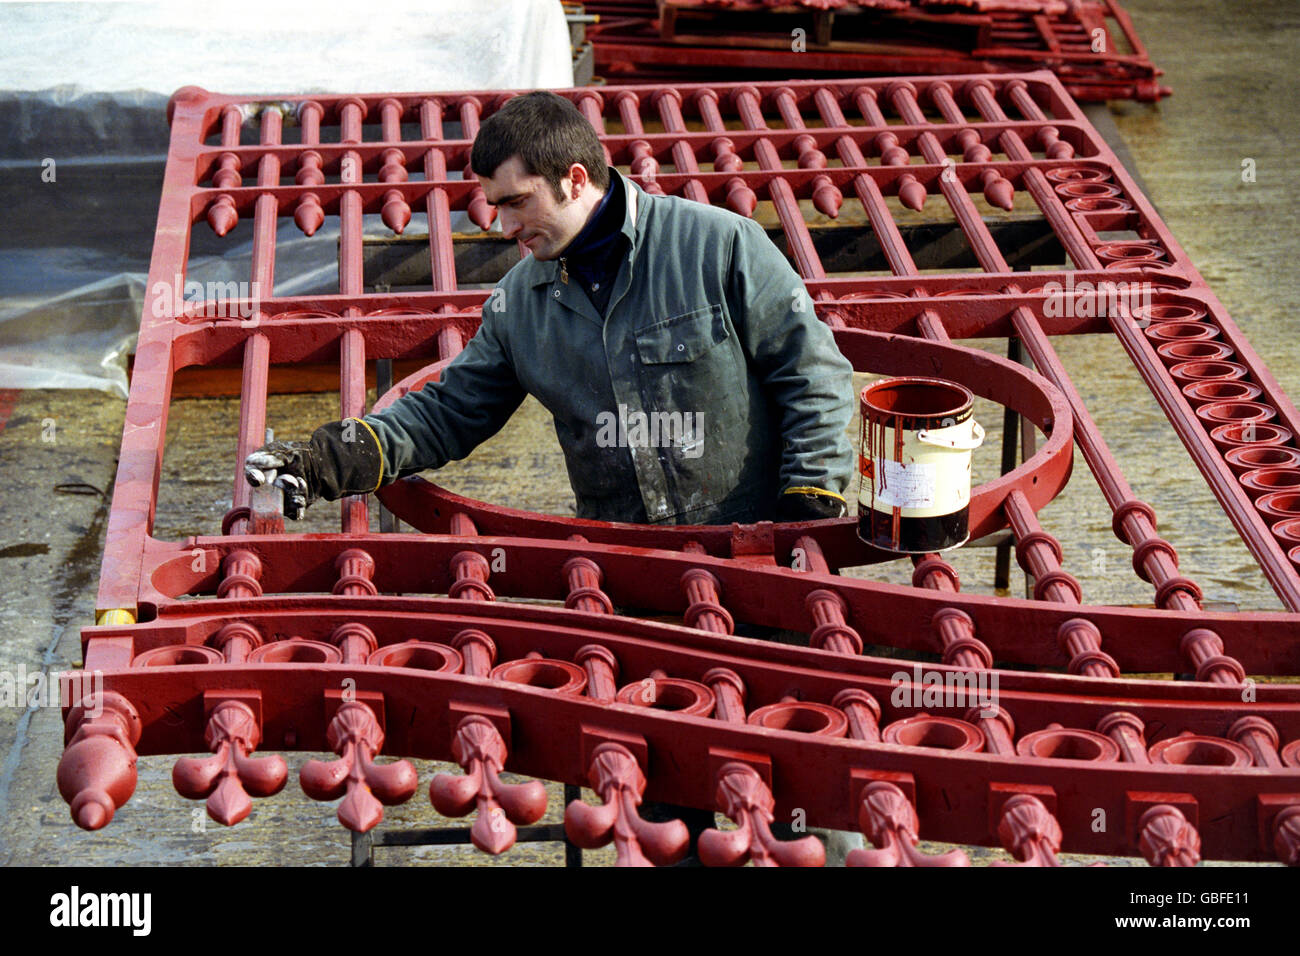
[61,73,1300,866]
[587,0,1168,102]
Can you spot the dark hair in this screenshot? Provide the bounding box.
[470,91,610,200]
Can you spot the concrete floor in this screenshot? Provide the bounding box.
[2,0,1299,866]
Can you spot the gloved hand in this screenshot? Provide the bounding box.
[776,487,847,521]
[243,418,385,520]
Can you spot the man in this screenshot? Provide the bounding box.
[244,92,859,861]
[245,90,854,531]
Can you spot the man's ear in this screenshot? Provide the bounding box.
[566,162,590,199]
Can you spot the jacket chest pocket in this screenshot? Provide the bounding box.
[635,304,729,364]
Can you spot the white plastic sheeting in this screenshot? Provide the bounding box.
[1,0,573,96]
[0,273,143,396]
[0,0,573,396]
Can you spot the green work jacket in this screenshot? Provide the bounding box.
[363,168,855,524]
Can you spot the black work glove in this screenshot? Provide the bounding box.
[776,488,847,521]
[243,418,385,520]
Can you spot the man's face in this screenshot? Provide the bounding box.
[475,155,600,261]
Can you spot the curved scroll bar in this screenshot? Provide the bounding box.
[367,639,463,673]
[1016,726,1120,762]
[748,700,848,737]
[173,700,288,825]
[249,637,341,664]
[698,763,825,867]
[846,781,970,867]
[429,714,547,855]
[564,742,690,867]
[375,327,1073,572]
[617,677,715,716]
[299,702,418,833]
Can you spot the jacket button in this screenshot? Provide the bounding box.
[676,343,685,351]
[552,289,561,298]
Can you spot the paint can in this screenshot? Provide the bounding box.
[859,376,984,553]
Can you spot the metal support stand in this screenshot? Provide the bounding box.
[994,337,1021,595]
[1019,350,1039,602]
[349,783,585,866]
[993,337,1038,599]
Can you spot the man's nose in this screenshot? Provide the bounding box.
[499,207,521,238]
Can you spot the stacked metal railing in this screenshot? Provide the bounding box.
[585,0,1169,102]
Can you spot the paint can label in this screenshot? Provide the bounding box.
[857,377,983,552]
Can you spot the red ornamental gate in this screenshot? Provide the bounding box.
[60,73,1300,866]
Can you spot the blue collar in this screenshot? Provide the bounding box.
[563,179,619,258]
[527,169,642,288]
